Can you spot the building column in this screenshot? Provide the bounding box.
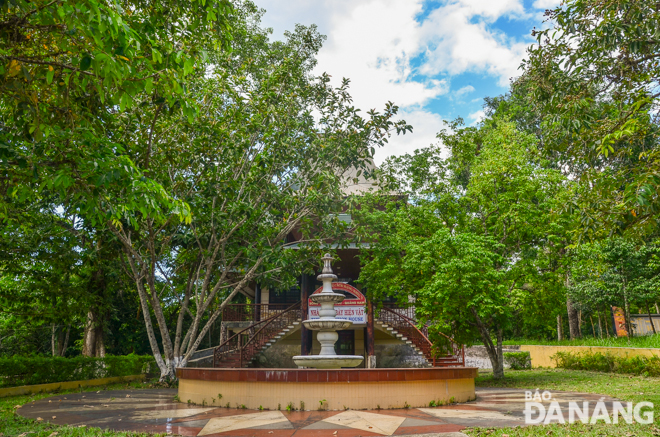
[366,298,376,368]
[255,284,261,322]
[301,274,313,355]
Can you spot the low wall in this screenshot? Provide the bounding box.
[0,374,146,398]
[177,368,477,410]
[520,345,660,368]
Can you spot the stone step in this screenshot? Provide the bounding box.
[292,321,300,325]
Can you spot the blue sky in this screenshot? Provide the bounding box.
[256,0,558,164]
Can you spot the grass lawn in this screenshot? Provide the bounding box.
[467,369,660,436]
[500,333,660,349]
[0,380,165,437]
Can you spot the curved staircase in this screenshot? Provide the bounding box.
[210,303,464,368]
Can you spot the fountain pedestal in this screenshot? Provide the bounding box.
[293,254,363,369]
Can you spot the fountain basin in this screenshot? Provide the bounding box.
[310,292,345,304]
[177,367,478,410]
[292,355,364,369]
[302,319,353,330]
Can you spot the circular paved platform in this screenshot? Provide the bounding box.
[17,388,618,436]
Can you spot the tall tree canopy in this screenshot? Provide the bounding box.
[520,0,660,237]
[356,120,569,378]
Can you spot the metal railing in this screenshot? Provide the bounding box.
[222,303,297,322]
[214,302,301,368]
[378,304,464,367]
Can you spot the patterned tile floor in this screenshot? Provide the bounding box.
[17,388,618,436]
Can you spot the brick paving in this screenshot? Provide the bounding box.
[17,388,619,436]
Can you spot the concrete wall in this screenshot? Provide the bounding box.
[520,345,660,368]
[464,345,521,369]
[179,377,475,410]
[0,375,146,398]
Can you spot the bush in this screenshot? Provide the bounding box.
[503,352,531,370]
[551,351,660,377]
[0,354,156,388]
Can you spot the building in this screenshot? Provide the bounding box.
[189,161,464,369]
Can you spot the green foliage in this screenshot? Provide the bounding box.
[358,120,570,377]
[552,351,660,377]
[503,352,531,370]
[519,0,660,237]
[0,355,155,388]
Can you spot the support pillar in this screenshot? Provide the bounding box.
[255,284,261,322]
[300,274,313,355]
[366,299,376,368]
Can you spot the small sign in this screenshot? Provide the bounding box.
[308,282,366,324]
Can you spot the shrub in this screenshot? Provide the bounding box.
[503,352,531,370]
[0,354,156,388]
[551,351,660,377]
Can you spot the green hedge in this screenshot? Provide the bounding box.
[503,352,531,370]
[0,355,156,388]
[551,351,660,377]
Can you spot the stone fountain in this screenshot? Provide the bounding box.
[293,254,364,369]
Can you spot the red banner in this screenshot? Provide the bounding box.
[612,306,628,337]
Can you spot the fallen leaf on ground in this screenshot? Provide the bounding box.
[36,417,43,421]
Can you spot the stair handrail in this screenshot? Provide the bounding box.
[378,306,464,367]
[239,302,301,367]
[213,302,299,367]
[213,302,302,367]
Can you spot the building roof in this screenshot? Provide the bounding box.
[338,159,379,195]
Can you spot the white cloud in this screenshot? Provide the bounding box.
[532,0,560,10]
[417,0,529,87]
[454,85,475,98]
[376,107,446,165]
[468,109,486,124]
[257,0,532,162]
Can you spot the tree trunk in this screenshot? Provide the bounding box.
[604,309,611,338]
[578,310,583,338]
[471,308,504,379]
[51,324,57,357]
[655,302,659,314]
[557,314,563,341]
[58,325,71,357]
[82,311,97,357]
[646,301,657,335]
[623,290,632,337]
[589,315,596,338]
[566,299,580,340]
[597,313,603,339]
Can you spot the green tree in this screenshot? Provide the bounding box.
[520,0,660,237]
[358,120,567,378]
[78,12,410,381]
[1,0,232,226]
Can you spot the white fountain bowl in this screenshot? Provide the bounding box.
[303,319,353,330]
[310,293,345,304]
[293,355,364,369]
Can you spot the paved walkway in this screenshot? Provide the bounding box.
[17,388,617,436]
